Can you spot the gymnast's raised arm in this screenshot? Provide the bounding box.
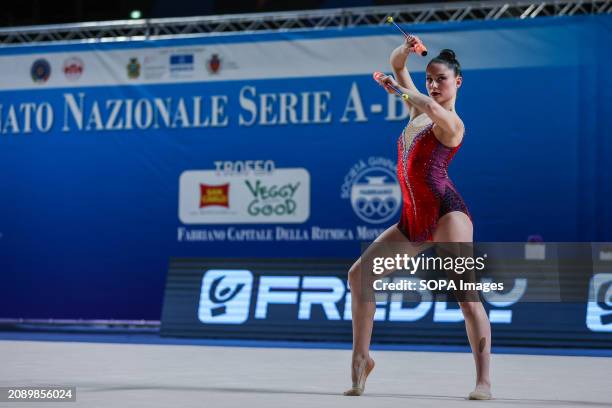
[389,36,424,119]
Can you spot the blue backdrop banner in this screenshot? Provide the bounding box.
[1,15,611,320]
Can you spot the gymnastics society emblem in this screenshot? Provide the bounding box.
[341,157,401,224]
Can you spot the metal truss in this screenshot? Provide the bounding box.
[0,0,610,46]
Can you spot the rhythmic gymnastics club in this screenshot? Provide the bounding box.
[385,16,428,57]
[373,72,409,101]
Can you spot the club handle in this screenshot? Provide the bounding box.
[386,16,428,57]
[372,71,409,100]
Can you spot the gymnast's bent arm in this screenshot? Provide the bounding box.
[380,74,464,147]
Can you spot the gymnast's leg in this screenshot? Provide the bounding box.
[433,211,492,400]
[344,224,430,396]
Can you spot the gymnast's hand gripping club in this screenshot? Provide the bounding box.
[373,72,410,101]
[386,16,428,57]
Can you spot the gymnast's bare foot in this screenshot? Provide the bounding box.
[343,355,375,396]
[468,382,492,400]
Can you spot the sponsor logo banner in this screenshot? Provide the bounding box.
[179,168,310,224]
[194,268,526,325]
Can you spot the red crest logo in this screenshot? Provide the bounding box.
[207,54,222,74]
[200,183,229,208]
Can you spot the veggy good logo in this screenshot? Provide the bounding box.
[245,179,300,217]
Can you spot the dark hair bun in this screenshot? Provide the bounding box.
[438,49,457,62]
[428,48,462,77]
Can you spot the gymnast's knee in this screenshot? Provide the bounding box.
[459,301,482,320]
[347,259,362,289]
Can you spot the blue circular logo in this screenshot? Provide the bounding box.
[341,158,402,224]
[350,166,401,224]
[31,59,51,83]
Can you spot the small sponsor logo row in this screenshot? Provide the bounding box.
[29,52,229,84]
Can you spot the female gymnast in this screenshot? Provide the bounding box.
[343,36,492,400]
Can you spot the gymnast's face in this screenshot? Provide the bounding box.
[426,63,462,105]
